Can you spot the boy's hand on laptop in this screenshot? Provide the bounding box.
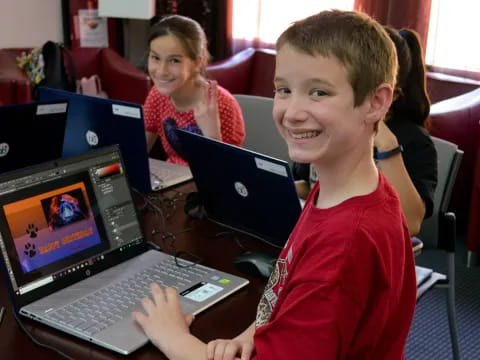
[193,80,222,141]
[132,284,195,355]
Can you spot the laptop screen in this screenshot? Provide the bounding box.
[0,146,145,309]
[0,101,68,174]
[37,87,153,193]
[176,129,301,248]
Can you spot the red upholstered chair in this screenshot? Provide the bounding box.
[206,47,276,97]
[0,50,32,105]
[427,71,480,104]
[428,88,480,264]
[0,47,151,106]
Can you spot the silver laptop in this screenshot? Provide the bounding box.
[0,145,248,355]
[149,158,193,191]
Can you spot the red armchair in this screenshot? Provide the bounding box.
[206,47,276,98]
[428,88,480,264]
[0,51,31,106]
[0,47,151,106]
[427,71,480,104]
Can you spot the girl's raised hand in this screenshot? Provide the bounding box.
[193,80,222,140]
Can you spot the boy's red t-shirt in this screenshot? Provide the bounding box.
[253,173,417,360]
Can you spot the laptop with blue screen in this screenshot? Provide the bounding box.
[0,145,248,354]
[0,101,68,173]
[37,87,192,193]
[176,129,302,248]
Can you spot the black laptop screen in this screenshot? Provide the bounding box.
[176,129,301,248]
[0,101,68,174]
[0,146,145,308]
[37,87,153,193]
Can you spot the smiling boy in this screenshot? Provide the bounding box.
[134,10,417,360]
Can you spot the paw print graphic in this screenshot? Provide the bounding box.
[24,243,37,258]
[26,223,38,238]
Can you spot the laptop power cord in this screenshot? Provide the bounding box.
[13,310,75,360]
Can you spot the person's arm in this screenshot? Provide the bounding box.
[143,87,161,154]
[295,180,311,200]
[292,162,313,199]
[207,322,256,360]
[375,121,425,236]
[145,131,158,153]
[133,285,207,360]
[216,87,246,146]
[133,284,255,360]
[193,80,222,140]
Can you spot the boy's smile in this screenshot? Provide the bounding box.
[273,44,372,167]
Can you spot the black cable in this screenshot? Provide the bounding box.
[214,230,246,250]
[133,189,204,268]
[133,188,167,230]
[13,310,75,360]
[133,188,186,235]
[233,234,246,251]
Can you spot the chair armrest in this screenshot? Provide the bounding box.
[99,48,151,104]
[206,47,255,94]
[440,212,456,253]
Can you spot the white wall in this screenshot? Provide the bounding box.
[0,0,63,48]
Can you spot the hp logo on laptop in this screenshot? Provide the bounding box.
[234,181,248,198]
[0,143,10,157]
[85,130,99,146]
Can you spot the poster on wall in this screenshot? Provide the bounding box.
[78,9,108,47]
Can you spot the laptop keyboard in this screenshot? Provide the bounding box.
[46,257,213,336]
[149,159,192,188]
[150,168,176,184]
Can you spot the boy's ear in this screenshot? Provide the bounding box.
[364,84,394,125]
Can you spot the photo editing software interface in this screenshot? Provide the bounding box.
[0,151,143,301]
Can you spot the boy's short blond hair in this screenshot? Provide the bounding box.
[276,10,398,107]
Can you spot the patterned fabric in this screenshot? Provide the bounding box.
[143,85,245,165]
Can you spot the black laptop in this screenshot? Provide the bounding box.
[176,129,302,248]
[0,101,68,173]
[37,87,192,193]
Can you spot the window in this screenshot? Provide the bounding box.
[232,0,354,47]
[426,0,480,72]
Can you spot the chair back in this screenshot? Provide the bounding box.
[418,136,463,249]
[233,94,291,164]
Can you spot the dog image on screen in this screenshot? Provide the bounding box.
[41,188,89,231]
